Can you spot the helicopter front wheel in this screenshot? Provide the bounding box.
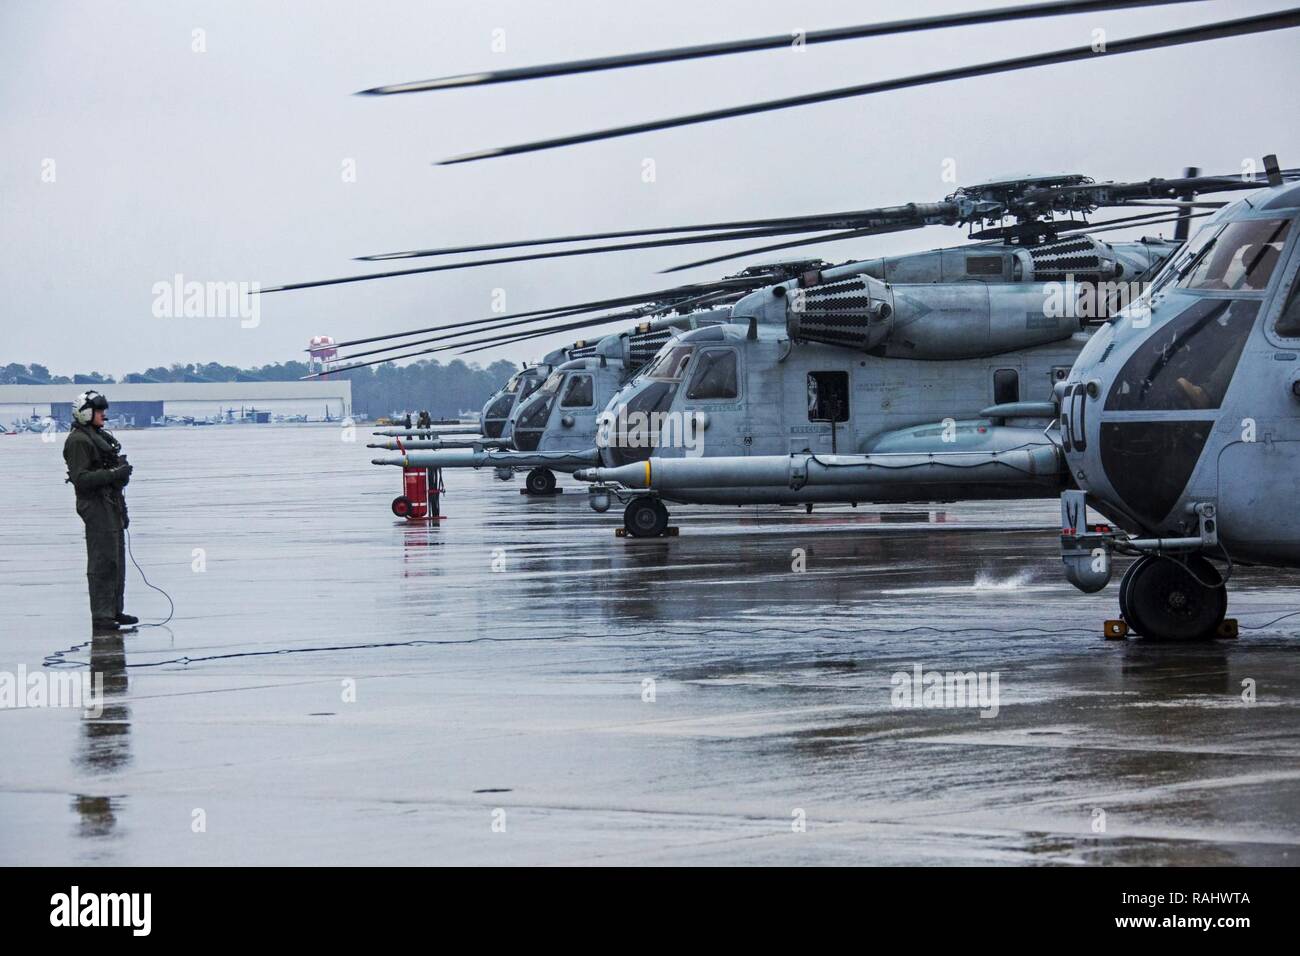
[524,467,557,496]
[624,496,669,538]
[1121,554,1227,642]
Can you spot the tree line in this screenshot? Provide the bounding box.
[1,359,518,419]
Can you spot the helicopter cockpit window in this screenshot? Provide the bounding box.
[560,374,594,408]
[517,375,545,400]
[1105,298,1259,412]
[1274,270,1300,338]
[808,371,849,422]
[1149,222,1223,297]
[515,372,563,430]
[485,392,516,419]
[1177,218,1292,292]
[645,345,694,382]
[685,349,738,400]
[503,375,523,394]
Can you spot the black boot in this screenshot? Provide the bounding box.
[116,613,139,625]
[92,618,121,633]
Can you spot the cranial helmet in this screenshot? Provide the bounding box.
[73,390,109,425]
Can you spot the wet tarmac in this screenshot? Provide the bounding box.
[2,426,1299,865]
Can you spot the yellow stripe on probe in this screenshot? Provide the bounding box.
[644,460,651,488]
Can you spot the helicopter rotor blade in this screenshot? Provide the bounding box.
[428,309,654,356]
[262,223,872,293]
[330,305,620,363]
[354,210,902,262]
[455,293,738,355]
[333,283,748,365]
[1062,209,1215,237]
[662,226,918,274]
[1113,199,1224,209]
[332,283,751,362]
[360,1,1195,95]
[322,303,627,352]
[322,276,771,352]
[438,8,1300,164]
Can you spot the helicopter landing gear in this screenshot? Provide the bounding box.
[1120,554,1227,642]
[623,496,669,538]
[523,467,558,496]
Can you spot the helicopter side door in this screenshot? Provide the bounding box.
[546,372,598,449]
[1216,219,1300,562]
[797,369,851,454]
[679,347,745,457]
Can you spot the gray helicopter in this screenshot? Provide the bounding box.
[1057,160,1300,640]
[373,169,1295,536]
[358,264,839,495]
[368,310,733,495]
[278,264,822,495]
[362,226,1163,518]
[572,239,1165,534]
[258,1,1300,541]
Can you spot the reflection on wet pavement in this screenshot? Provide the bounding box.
[1,427,1298,864]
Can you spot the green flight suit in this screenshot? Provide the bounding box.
[63,424,129,626]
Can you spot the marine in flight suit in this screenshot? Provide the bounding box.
[63,391,136,633]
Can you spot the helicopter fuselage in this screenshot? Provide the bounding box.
[1062,183,1300,569]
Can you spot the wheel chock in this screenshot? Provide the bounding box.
[1103,619,1129,640]
[1217,619,1239,639]
[615,527,627,537]
[615,526,680,539]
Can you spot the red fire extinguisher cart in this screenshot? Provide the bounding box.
[389,440,444,520]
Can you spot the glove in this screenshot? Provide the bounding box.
[109,462,133,487]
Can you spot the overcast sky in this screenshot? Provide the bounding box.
[3,0,1298,377]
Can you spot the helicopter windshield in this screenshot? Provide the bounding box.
[514,372,564,432]
[522,375,548,399]
[538,371,564,396]
[484,392,516,421]
[1149,222,1222,297]
[644,345,694,382]
[1177,219,1291,292]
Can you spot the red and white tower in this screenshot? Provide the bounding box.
[308,335,338,375]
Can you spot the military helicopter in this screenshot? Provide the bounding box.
[1055,161,1300,640]
[367,309,733,494]
[283,265,826,493]
[357,264,842,494]
[352,167,1289,535]
[257,1,1300,548]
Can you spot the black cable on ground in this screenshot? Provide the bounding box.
[124,526,174,628]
